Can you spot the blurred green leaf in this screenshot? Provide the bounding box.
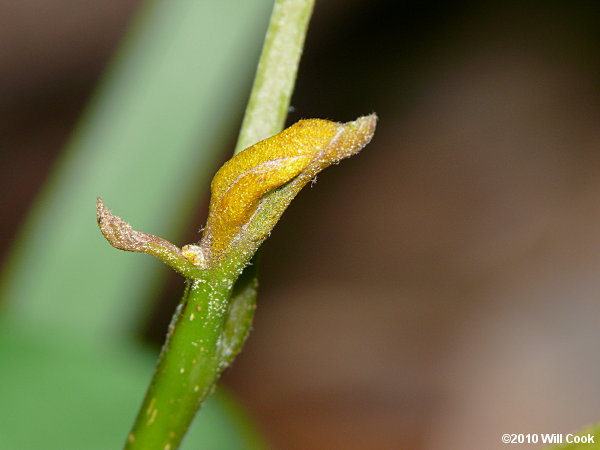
[0,320,264,449]
[0,0,271,344]
[0,0,273,447]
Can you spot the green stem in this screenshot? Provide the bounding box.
[218,0,316,392]
[215,259,259,368]
[125,0,315,448]
[215,0,317,371]
[235,0,315,153]
[126,271,233,450]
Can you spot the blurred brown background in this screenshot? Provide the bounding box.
[1,1,599,449]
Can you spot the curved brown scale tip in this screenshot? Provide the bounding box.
[96,197,107,224]
[96,197,147,252]
[96,197,183,257]
[345,113,377,144]
[323,114,377,163]
[96,198,204,277]
[351,113,377,149]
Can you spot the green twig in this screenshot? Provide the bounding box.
[213,0,316,390]
[119,112,376,449]
[124,1,315,448]
[125,271,233,450]
[235,0,315,154]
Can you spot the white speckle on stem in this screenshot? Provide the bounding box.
[148,408,157,425]
[146,398,156,415]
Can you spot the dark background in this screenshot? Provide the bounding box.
[2,1,599,449]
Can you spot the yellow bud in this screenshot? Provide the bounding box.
[201,114,377,262]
